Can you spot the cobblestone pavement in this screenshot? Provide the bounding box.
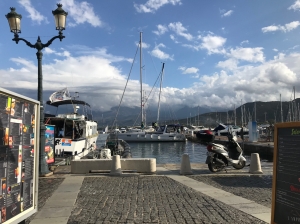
[190,175,272,208]
[67,176,267,224]
[26,177,65,224]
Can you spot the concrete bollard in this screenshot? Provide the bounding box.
[110,155,122,176]
[180,153,193,175]
[249,153,263,174]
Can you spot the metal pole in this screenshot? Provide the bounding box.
[140,32,143,125]
[37,49,49,175]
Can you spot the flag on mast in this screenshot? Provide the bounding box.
[49,88,71,103]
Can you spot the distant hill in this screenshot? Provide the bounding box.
[95,99,300,130]
[177,99,300,128]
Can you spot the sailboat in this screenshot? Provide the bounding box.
[117,33,186,142]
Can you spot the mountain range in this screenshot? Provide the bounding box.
[95,99,300,129]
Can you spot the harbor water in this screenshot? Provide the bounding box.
[97,134,255,164]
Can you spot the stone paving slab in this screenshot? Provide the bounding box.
[44,198,77,208]
[34,207,74,219]
[30,216,69,224]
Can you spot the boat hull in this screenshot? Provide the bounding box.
[54,134,98,160]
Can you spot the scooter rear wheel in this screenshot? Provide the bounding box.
[208,163,223,172]
[232,161,246,169]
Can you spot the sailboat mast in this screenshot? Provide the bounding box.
[234,104,236,126]
[157,63,165,124]
[140,32,144,125]
[254,101,256,121]
[198,105,199,126]
[280,94,283,122]
[241,100,243,126]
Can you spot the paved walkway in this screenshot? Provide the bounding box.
[30,176,84,224]
[29,164,272,224]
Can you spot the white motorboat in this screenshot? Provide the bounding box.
[45,89,98,160]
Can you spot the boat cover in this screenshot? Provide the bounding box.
[46,100,91,107]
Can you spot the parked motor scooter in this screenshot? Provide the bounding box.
[205,131,246,172]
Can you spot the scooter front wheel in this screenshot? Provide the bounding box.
[232,161,246,169]
[208,163,223,172]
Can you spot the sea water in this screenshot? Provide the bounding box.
[97,134,212,164]
[97,134,271,165]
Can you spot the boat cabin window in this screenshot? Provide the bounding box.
[74,121,86,139]
[166,126,178,133]
[64,120,73,138]
[157,126,165,132]
[45,118,86,139]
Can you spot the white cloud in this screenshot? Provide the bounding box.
[168,22,193,41]
[228,47,265,63]
[199,35,227,54]
[18,0,48,24]
[150,43,174,60]
[286,21,300,31]
[153,24,168,35]
[274,53,285,60]
[262,21,300,33]
[60,0,102,27]
[2,49,300,112]
[273,49,278,52]
[68,45,132,62]
[216,58,238,70]
[170,34,179,43]
[178,66,199,74]
[221,10,233,17]
[288,0,300,11]
[266,62,296,84]
[1,54,139,111]
[195,54,300,108]
[44,48,71,57]
[135,42,150,49]
[240,40,249,46]
[44,48,55,54]
[134,0,182,13]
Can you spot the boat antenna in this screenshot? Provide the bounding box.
[71,91,79,114]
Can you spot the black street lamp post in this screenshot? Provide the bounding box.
[5,4,68,175]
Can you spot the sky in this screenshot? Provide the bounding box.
[1,0,300,114]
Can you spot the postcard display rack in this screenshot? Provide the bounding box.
[271,122,300,224]
[0,88,39,224]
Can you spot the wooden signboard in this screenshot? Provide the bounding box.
[272,122,300,223]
